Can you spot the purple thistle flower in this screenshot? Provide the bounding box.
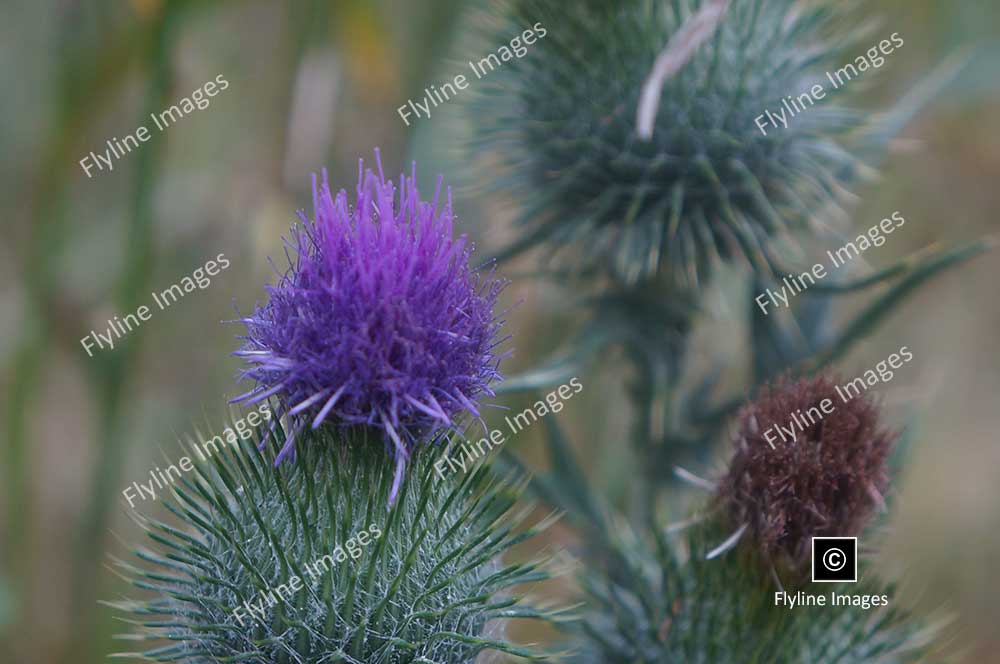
[233,151,508,501]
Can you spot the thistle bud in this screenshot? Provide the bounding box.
[473,0,879,286]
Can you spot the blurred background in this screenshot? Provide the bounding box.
[1,0,998,662]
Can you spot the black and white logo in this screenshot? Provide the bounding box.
[811,537,857,583]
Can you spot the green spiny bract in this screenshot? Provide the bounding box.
[112,426,565,663]
[573,520,935,664]
[472,0,880,287]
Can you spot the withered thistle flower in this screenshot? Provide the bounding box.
[233,152,507,501]
[714,372,895,568]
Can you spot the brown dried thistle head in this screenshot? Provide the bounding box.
[715,372,895,568]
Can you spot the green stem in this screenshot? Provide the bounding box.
[627,346,658,529]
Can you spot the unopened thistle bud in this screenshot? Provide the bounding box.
[474,0,882,286]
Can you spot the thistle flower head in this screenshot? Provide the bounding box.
[716,372,895,568]
[474,0,880,287]
[234,152,507,498]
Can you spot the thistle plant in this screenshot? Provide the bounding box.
[461,0,991,661]
[105,1,988,660]
[573,373,921,663]
[113,158,566,663]
[466,0,984,487]
[473,0,885,287]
